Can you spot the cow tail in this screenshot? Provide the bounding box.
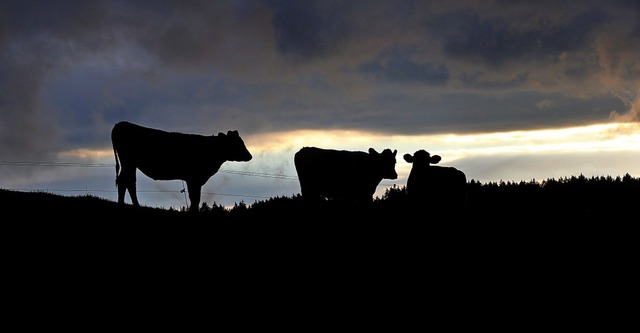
[113,147,120,188]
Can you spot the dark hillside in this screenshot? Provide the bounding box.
[3,173,637,240]
[3,176,636,304]
[3,173,638,222]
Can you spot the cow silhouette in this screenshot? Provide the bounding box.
[111,121,252,212]
[294,147,398,203]
[403,150,467,211]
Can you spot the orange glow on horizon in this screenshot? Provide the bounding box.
[61,122,639,167]
[242,122,640,160]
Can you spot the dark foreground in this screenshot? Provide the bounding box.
[2,187,635,324]
[3,187,635,248]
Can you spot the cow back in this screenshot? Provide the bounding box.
[111,121,251,182]
[407,166,466,197]
[294,147,397,201]
[404,150,467,211]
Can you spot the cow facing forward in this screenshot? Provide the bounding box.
[294,147,398,203]
[111,121,252,212]
[403,150,467,210]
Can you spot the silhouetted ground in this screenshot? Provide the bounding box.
[3,174,636,249]
[3,181,635,317]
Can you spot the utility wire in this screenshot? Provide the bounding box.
[0,161,112,167]
[1,159,297,201]
[0,160,299,180]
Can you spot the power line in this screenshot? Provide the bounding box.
[1,159,298,202]
[0,161,112,167]
[0,160,299,180]
[5,187,273,200]
[220,169,298,180]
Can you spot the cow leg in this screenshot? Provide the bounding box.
[118,166,140,207]
[116,176,127,205]
[128,182,140,207]
[186,182,202,212]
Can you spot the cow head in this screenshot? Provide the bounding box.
[369,147,398,180]
[403,150,441,166]
[218,130,253,162]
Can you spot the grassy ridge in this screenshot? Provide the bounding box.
[3,173,638,222]
[3,176,636,303]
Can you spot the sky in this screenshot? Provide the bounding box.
[1,0,639,210]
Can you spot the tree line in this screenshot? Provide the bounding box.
[2,173,636,223]
[194,173,638,221]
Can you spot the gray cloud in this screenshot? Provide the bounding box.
[444,9,599,67]
[1,0,639,165]
[268,0,353,60]
[359,46,449,84]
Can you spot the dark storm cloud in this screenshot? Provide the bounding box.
[458,72,528,89]
[2,0,106,37]
[430,6,607,67]
[267,0,353,60]
[359,46,449,84]
[0,0,119,163]
[0,62,58,160]
[1,0,639,167]
[335,90,628,135]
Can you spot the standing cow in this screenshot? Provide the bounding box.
[111,121,252,212]
[294,147,398,202]
[403,150,467,211]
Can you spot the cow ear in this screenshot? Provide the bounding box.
[218,132,226,137]
[403,153,414,163]
[431,155,442,164]
[393,149,397,157]
[227,130,238,137]
[368,148,378,155]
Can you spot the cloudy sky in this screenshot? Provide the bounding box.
[1,0,639,210]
